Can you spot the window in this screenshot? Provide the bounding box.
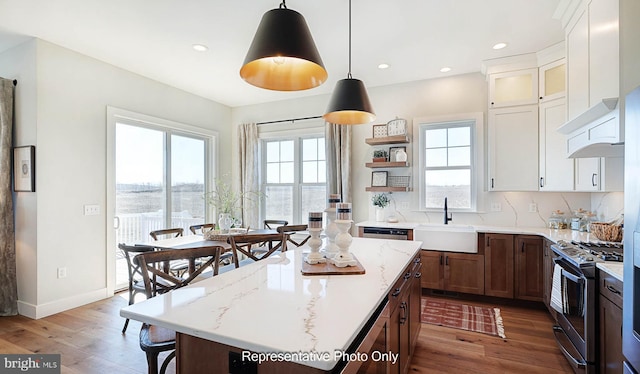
[262,136,326,224]
[418,117,480,211]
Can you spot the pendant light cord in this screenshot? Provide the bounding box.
[279,0,286,9]
[347,0,352,79]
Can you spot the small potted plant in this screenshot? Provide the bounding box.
[372,193,390,222]
[372,149,388,163]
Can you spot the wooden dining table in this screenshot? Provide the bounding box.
[141,229,277,275]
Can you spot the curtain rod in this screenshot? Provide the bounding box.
[257,115,322,126]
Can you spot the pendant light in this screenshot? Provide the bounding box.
[240,1,328,91]
[323,0,375,125]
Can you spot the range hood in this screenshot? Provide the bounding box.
[557,98,624,158]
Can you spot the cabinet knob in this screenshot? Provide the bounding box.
[540,96,543,100]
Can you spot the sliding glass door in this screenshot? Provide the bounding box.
[108,109,215,291]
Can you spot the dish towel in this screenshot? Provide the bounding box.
[550,263,564,313]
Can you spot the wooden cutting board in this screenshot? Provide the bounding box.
[301,255,366,275]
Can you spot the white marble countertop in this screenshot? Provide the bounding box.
[356,221,599,242]
[120,237,422,371]
[597,262,624,282]
[356,221,625,280]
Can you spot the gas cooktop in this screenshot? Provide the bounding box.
[551,240,624,267]
[572,240,623,262]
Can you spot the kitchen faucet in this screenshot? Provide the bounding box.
[444,197,453,224]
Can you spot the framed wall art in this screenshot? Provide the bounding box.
[389,146,407,162]
[372,124,388,138]
[371,171,388,187]
[13,145,35,192]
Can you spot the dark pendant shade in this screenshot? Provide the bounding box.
[240,7,328,91]
[323,78,376,125]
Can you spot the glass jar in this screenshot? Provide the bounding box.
[570,209,586,231]
[548,210,566,230]
[582,211,597,232]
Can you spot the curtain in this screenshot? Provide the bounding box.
[0,78,17,316]
[236,123,260,229]
[325,123,352,204]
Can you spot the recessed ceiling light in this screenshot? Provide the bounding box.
[192,44,208,52]
[493,42,507,50]
[378,63,390,69]
[440,67,451,73]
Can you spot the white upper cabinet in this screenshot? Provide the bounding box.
[589,0,619,105]
[539,98,575,191]
[566,6,590,119]
[575,157,623,192]
[488,105,539,191]
[539,59,567,103]
[488,68,539,108]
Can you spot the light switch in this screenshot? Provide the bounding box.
[84,204,100,216]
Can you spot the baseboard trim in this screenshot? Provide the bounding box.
[17,288,110,319]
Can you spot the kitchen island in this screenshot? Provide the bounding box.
[121,237,423,373]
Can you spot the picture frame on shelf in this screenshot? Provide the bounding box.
[371,171,388,187]
[372,124,388,138]
[389,146,407,162]
[13,145,35,192]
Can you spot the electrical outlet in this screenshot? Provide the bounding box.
[491,202,502,212]
[84,204,100,216]
[57,267,67,279]
[399,201,410,210]
[529,203,537,213]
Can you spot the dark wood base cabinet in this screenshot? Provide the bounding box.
[176,255,422,374]
[599,270,624,374]
[542,239,555,315]
[420,251,484,295]
[482,234,543,302]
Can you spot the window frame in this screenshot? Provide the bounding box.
[414,113,484,213]
[258,123,326,224]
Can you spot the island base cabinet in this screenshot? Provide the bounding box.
[176,334,328,374]
[175,254,422,374]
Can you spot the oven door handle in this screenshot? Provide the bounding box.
[553,258,585,284]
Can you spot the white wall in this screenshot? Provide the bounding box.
[233,73,623,228]
[1,39,232,318]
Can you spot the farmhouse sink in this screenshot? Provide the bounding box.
[413,224,478,253]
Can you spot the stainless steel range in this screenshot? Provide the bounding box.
[550,240,624,373]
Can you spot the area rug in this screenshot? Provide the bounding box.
[421,297,506,339]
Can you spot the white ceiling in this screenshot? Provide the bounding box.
[0,0,564,108]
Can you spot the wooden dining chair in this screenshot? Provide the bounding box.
[189,223,216,235]
[149,228,184,241]
[277,224,311,247]
[118,243,157,334]
[149,228,189,277]
[227,232,288,267]
[263,219,288,230]
[133,246,223,374]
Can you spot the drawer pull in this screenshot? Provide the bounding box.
[415,272,422,279]
[400,302,408,325]
[404,272,412,280]
[606,285,621,295]
[392,288,401,297]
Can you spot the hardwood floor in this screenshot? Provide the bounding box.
[0,293,573,373]
[411,294,574,373]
